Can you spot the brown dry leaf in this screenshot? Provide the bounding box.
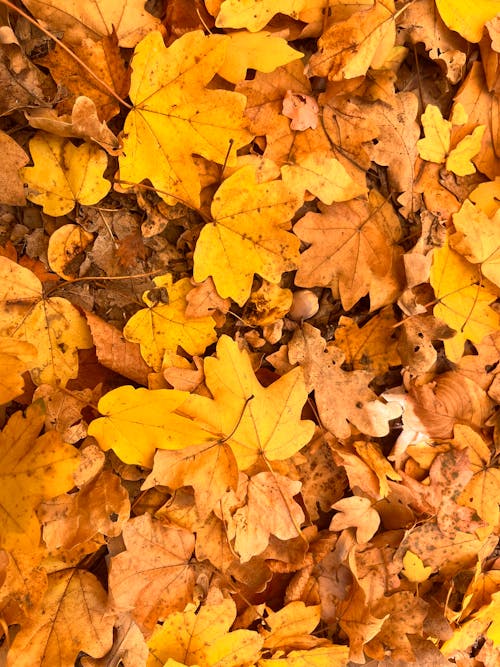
[32,384,92,444]
[85,310,152,386]
[334,307,400,375]
[185,277,231,324]
[26,96,121,153]
[0,26,55,115]
[0,130,29,205]
[338,585,388,664]
[294,190,402,311]
[37,34,129,121]
[142,440,238,520]
[398,314,455,380]
[356,92,421,212]
[288,324,401,439]
[232,471,305,562]
[306,0,396,81]
[39,469,130,551]
[329,496,380,544]
[108,513,195,633]
[0,547,47,626]
[6,568,114,667]
[81,616,148,667]
[366,592,428,662]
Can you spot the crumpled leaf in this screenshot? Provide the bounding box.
[193,166,302,306]
[47,224,94,281]
[288,324,401,439]
[23,0,161,47]
[123,274,217,371]
[0,402,79,552]
[430,242,500,361]
[218,31,303,83]
[215,0,306,31]
[147,598,263,667]
[108,513,195,633]
[294,190,402,310]
[0,257,93,387]
[6,568,114,667]
[21,133,110,216]
[119,30,252,209]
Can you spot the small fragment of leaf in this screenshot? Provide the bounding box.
[401,550,433,583]
[215,0,306,31]
[435,0,500,42]
[0,337,36,404]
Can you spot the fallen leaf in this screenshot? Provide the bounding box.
[0,257,93,387]
[329,496,380,544]
[193,165,302,305]
[0,402,79,551]
[21,133,110,216]
[0,337,36,405]
[147,598,263,667]
[23,0,161,47]
[123,274,217,371]
[294,190,402,310]
[47,223,94,280]
[0,130,29,205]
[119,30,252,208]
[215,0,306,31]
[288,324,401,439]
[108,513,195,633]
[435,0,500,42]
[430,242,500,361]
[6,568,114,667]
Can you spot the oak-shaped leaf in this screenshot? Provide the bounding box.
[193,165,303,305]
[108,514,195,633]
[0,257,93,387]
[294,190,402,311]
[0,402,79,552]
[288,324,401,439]
[21,133,110,217]
[147,598,263,667]
[119,30,252,208]
[123,274,217,371]
[6,568,113,667]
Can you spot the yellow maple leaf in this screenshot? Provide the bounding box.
[87,385,215,468]
[0,337,36,404]
[47,224,95,281]
[218,31,303,83]
[147,598,263,667]
[215,0,306,31]
[401,550,433,583]
[417,104,485,175]
[417,104,451,164]
[123,274,217,371]
[430,242,500,362]
[0,257,93,387]
[90,336,314,471]
[446,125,485,176]
[119,31,252,209]
[435,0,500,42]
[22,0,161,47]
[193,166,303,306]
[450,198,500,289]
[0,402,79,551]
[21,133,110,217]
